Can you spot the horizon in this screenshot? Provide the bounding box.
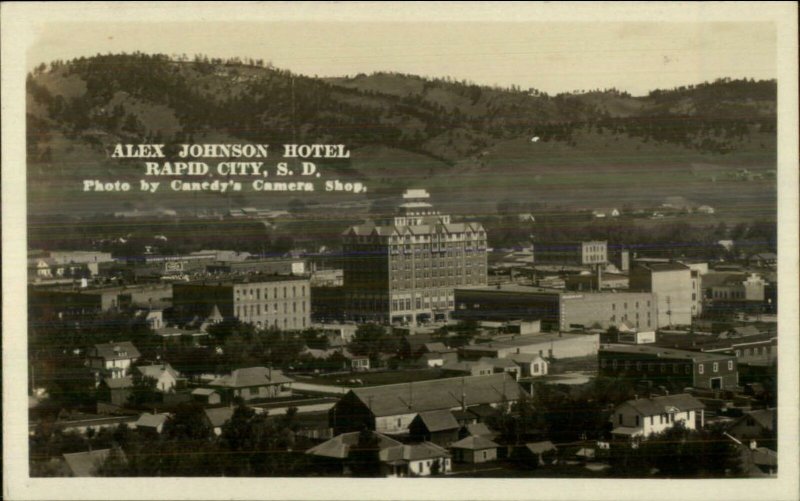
[27,21,776,97]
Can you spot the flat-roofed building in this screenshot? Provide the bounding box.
[453,284,657,331]
[533,240,607,266]
[342,189,487,325]
[172,274,310,330]
[598,344,738,390]
[630,262,693,327]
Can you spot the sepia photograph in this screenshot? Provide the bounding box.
[3,2,798,500]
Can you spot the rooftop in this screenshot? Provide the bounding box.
[306,431,402,459]
[181,274,308,287]
[600,343,735,362]
[347,373,525,418]
[620,393,705,416]
[450,435,499,450]
[210,367,294,388]
[413,410,460,432]
[91,342,141,361]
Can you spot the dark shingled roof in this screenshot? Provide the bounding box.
[620,393,705,417]
[381,442,450,464]
[348,373,524,417]
[91,342,140,361]
[413,410,460,432]
[525,441,557,454]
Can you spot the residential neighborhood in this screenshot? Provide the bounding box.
[27,188,780,479]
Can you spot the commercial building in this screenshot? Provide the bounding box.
[598,344,738,390]
[342,189,487,325]
[533,240,607,267]
[453,284,657,332]
[172,274,311,330]
[29,283,173,321]
[459,333,599,361]
[629,262,693,327]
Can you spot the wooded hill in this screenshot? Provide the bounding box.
[26,53,776,216]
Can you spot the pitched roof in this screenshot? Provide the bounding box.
[423,342,449,353]
[135,413,169,429]
[731,408,776,432]
[306,431,402,459]
[210,367,294,388]
[479,357,519,369]
[191,388,219,396]
[450,435,499,450]
[137,364,179,381]
[414,410,460,432]
[381,442,450,464]
[506,353,545,364]
[621,393,705,417]
[347,373,524,417]
[203,407,234,428]
[63,449,122,477]
[91,342,141,361]
[463,422,495,438]
[525,441,557,454]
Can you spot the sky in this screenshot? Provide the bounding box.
[27,20,776,96]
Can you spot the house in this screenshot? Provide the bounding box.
[306,430,451,477]
[62,449,125,477]
[441,360,494,377]
[726,408,776,449]
[748,252,777,268]
[329,373,525,435]
[136,363,180,392]
[203,407,234,435]
[478,357,521,380]
[208,367,294,403]
[191,388,221,405]
[408,410,461,447]
[86,342,141,380]
[592,208,620,218]
[98,376,133,406]
[506,353,548,378]
[380,442,452,477]
[610,393,705,441]
[449,435,499,463]
[458,422,498,441]
[696,205,715,215]
[417,352,446,368]
[350,356,370,372]
[135,412,169,434]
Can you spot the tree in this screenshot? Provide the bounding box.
[348,429,382,477]
[127,375,159,408]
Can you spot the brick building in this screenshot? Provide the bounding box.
[629,262,694,327]
[342,189,487,325]
[453,285,656,332]
[172,274,310,330]
[598,344,738,390]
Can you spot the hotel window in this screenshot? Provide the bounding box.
[256,289,260,300]
[713,362,719,373]
[728,361,733,370]
[636,362,642,371]
[698,364,704,374]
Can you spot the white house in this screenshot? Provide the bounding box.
[505,353,548,378]
[136,363,180,392]
[611,394,705,441]
[87,342,141,380]
[135,413,170,434]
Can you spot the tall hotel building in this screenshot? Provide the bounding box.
[342,189,488,325]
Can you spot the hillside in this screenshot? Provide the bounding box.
[26,54,776,218]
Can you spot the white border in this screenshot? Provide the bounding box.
[3,2,798,500]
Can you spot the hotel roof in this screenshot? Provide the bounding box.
[600,343,734,362]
